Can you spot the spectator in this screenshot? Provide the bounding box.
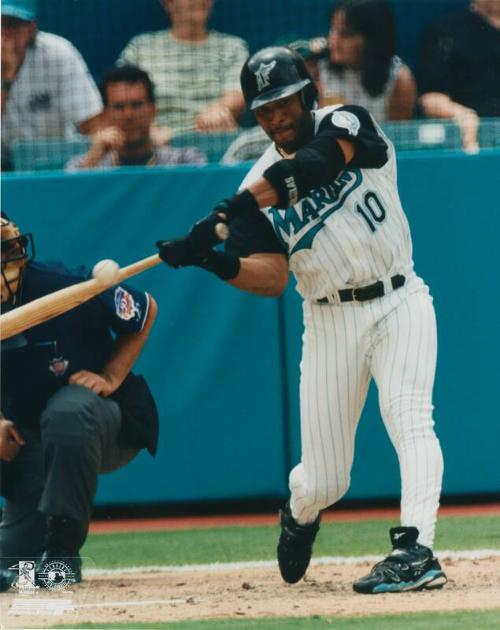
[220,125,270,164]
[312,0,416,122]
[118,0,248,135]
[0,213,158,592]
[67,65,206,170]
[418,0,500,153]
[1,0,102,170]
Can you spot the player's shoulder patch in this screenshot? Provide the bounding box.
[331,109,361,136]
[114,286,141,321]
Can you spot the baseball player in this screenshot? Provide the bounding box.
[156,46,446,594]
[0,213,158,592]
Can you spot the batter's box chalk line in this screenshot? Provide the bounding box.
[85,549,500,577]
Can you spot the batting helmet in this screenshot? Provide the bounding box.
[1,212,34,305]
[240,46,318,111]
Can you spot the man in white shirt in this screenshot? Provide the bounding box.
[1,0,102,169]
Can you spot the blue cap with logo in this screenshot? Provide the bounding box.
[2,0,37,21]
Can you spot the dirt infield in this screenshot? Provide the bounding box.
[2,556,499,628]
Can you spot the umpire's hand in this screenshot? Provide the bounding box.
[0,418,25,462]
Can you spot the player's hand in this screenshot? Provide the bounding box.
[156,237,210,268]
[0,418,25,462]
[189,209,229,251]
[69,370,116,397]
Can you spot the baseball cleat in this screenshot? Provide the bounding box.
[353,526,447,594]
[277,503,320,584]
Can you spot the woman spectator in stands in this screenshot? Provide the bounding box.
[312,0,416,122]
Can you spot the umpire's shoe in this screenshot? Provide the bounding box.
[277,503,320,584]
[353,526,447,594]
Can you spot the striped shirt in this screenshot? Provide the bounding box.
[119,30,249,133]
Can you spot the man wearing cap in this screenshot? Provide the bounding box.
[1,0,102,169]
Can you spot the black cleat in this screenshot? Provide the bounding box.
[353,526,447,594]
[277,504,320,584]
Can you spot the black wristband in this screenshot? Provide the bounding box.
[198,250,240,280]
[221,189,259,221]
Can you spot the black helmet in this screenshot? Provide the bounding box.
[240,46,318,111]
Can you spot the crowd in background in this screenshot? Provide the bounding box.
[1,0,499,171]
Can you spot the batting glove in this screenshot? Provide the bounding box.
[189,189,259,251]
[156,237,208,268]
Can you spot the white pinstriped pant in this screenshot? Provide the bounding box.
[289,277,443,548]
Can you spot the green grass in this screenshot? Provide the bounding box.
[82,514,500,568]
[53,608,500,629]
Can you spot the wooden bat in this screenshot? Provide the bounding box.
[0,254,161,341]
[0,222,230,341]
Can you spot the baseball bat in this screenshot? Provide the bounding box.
[0,254,161,341]
[0,223,230,341]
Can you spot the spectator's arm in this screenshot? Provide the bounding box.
[419,92,479,153]
[387,66,417,120]
[67,126,126,170]
[196,90,245,131]
[78,112,104,135]
[195,37,249,131]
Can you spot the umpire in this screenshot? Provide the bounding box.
[0,213,159,591]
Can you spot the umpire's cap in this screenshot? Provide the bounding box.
[240,46,318,111]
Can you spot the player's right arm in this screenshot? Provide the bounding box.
[225,253,289,297]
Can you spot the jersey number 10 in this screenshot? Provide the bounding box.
[356,191,386,233]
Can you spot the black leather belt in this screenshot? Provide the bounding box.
[317,274,406,304]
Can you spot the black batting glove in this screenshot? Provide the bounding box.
[188,190,259,251]
[189,211,229,252]
[156,237,209,269]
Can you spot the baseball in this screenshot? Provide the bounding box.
[92,259,120,287]
[215,222,230,241]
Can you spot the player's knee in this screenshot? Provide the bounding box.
[380,394,435,437]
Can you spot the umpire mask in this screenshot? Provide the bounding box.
[1,213,34,306]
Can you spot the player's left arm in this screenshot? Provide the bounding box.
[258,105,388,210]
[69,293,157,396]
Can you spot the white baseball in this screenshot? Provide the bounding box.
[92,259,120,287]
[215,222,230,241]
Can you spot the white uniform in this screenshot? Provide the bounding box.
[234,105,443,547]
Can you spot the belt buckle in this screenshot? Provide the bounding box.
[351,287,360,302]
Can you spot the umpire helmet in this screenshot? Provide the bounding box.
[240,46,318,111]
